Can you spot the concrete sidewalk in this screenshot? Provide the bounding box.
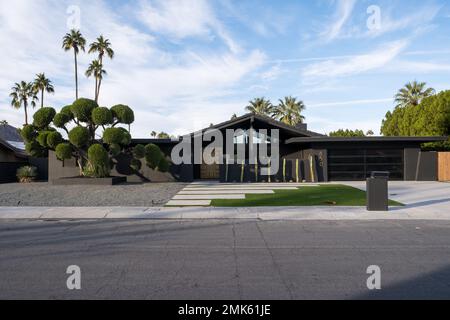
[1,205,450,220]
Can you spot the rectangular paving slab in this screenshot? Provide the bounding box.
[173,194,246,200]
[178,190,274,195]
[165,200,212,206]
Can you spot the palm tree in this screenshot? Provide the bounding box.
[151,131,157,138]
[272,96,306,126]
[62,29,86,100]
[85,60,106,102]
[394,81,435,108]
[10,81,38,125]
[245,97,273,116]
[33,73,54,108]
[89,36,114,102]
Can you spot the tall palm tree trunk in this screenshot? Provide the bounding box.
[94,77,98,102]
[74,50,78,100]
[96,77,101,103]
[24,101,28,125]
[41,89,44,108]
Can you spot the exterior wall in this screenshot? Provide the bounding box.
[416,151,438,181]
[0,145,21,162]
[404,148,420,181]
[0,161,28,183]
[48,150,193,183]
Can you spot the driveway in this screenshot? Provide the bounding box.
[340,181,450,214]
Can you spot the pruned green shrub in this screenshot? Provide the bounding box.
[130,158,142,171]
[69,126,89,147]
[36,131,51,147]
[20,124,37,143]
[46,131,63,149]
[92,107,113,125]
[102,127,124,145]
[16,166,38,183]
[25,140,46,157]
[132,144,145,159]
[53,112,71,128]
[109,143,121,156]
[158,157,170,172]
[60,105,74,119]
[71,98,98,122]
[111,104,134,124]
[55,143,72,160]
[86,144,110,178]
[33,107,56,129]
[144,143,163,169]
[118,127,131,145]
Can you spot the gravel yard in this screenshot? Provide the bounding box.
[0,182,187,207]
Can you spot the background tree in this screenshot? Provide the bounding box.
[151,131,157,138]
[33,73,54,108]
[381,90,450,150]
[245,97,273,116]
[89,36,114,102]
[62,29,86,100]
[0,120,8,126]
[394,81,435,108]
[366,130,374,136]
[10,81,38,125]
[329,129,366,137]
[85,60,106,102]
[157,132,170,139]
[272,96,306,126]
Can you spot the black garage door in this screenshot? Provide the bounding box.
[328,148,404,181]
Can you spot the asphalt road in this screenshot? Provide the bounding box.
[0,219,449,299]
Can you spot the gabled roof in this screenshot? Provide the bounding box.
[200,113,324,137]
[0,138,27,158]
[0,124,22,142]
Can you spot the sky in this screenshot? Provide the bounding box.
[1,0,450,137]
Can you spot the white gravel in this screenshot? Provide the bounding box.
[0,182,187,207]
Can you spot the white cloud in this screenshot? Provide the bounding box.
[0,0,266,137]
[137,0,240,53]
[308,98,393,108]
[319,0,356,42]
[301,40,409,80]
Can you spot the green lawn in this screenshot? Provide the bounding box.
[211,184,403,207]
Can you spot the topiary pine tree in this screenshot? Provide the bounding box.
[21,98,170,178]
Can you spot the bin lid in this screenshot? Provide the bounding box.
[370,171,390,178]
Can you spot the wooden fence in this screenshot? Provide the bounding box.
[438,152,450,181]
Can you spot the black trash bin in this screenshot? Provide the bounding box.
[366,171,389,211]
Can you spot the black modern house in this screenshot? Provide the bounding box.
[48,113,446,183]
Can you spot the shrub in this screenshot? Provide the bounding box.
[130,158,142,171]
[144,143,163,169]
[158,157,170,172]
[118,127,131,145]
[20,124,37,143]
[36,131,51,147]
[111,104,134,124]
[69,126,89,147]
[46,131,63,149]
[132,144,145,159]
[53,112,71,128]
[25,140,46,157]
[71,98,98,122]
[16,166,38,183]
[92,107,113,125]
[102,127,124,145]
[55,143,72,160]
[33,107,56,129]
[86,144,110,178]
[60,105,74,119]
[109,143,121,156]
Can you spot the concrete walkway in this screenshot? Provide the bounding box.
[166,181,319,206]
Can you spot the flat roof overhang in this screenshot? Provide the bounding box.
[285,136,448,144]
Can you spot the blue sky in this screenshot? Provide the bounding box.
[1,0,450,137]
